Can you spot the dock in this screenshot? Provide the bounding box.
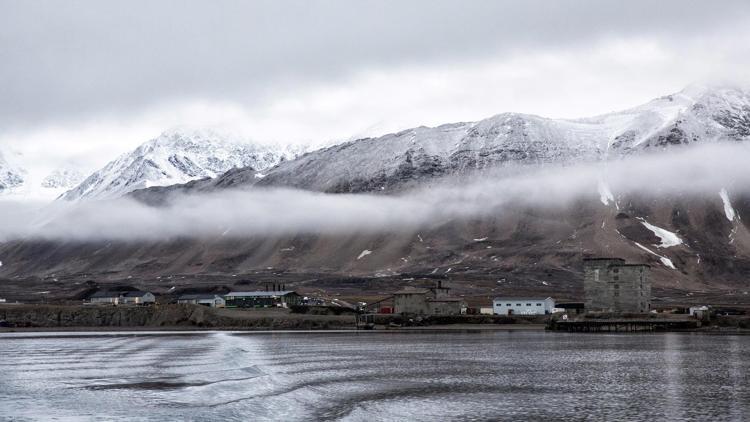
[548,318,699,332]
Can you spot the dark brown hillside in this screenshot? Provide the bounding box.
[1,192,748,305]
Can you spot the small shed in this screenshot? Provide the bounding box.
[554,302,585,315]
[479,307,494,315]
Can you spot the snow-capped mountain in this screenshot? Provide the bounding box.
[0,148,88,200]
[60,130,309,201]
[584,84,750,153]
[2,85,750,298]
[41,168,85,189]
[0,151,25,192]
[200,84,747,193]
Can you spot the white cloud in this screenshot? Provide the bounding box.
[1,142,747,241]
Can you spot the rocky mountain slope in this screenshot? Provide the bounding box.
[60,130,308,201]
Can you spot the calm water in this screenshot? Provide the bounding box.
[0,330,748,421]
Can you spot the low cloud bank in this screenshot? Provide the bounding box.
[0,143,748,241]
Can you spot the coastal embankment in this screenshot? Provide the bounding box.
[0,304,358,330]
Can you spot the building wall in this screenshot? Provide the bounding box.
[202,297,225,308]
[120,293,156,305]
[177,297,226,307]
[90,297,117,304]
[225,294,300,308]
[394,293,430,315]
[492,298,554,315]
[428,301,463,315]
[584,259,650,313]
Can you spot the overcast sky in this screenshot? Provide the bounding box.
[2,0,750,173]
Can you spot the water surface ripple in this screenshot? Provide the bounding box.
[0,331,747,421]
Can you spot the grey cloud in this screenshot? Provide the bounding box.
[1,0,749,129]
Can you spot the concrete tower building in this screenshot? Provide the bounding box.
[583,258,651,313]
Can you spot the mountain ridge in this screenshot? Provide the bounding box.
[60,129,310,201]
[130,85,750,198]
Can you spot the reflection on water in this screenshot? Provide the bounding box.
[0,331,747,421]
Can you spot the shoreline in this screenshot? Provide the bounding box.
[0,323,547,334]
[2,304,748,334]
[2,324,748,336]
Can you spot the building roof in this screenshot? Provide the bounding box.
[393,288,430,295]
[225,291,297,297]
[583,257,625,261]
[90,291,117,298]
[178,294,223,300]
[493,297,554,302]
[123,291,152,298]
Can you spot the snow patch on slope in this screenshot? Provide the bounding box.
[719,188,737,221]
[597,179,615,206]
[640,220,683,248]
[634,242,677,269]
[357,250,372,260]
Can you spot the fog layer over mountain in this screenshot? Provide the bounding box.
[1,142,746,241]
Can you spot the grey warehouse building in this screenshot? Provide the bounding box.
[583,258,651,313]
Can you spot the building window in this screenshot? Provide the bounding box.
[613,276,619,281]
[526,303,531,306]
[536,303,542,306]
[516,303,521,306]
[613,268,619,273]
[614,284,619,289]
[614,291,619,297]
[506,304,511,306]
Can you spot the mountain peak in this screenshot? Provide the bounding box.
[59,131,310,201]
[678,81,749,98]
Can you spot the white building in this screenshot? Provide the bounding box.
[177,294,226,308]
[89,290,156,305]
[492,297,555,315]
